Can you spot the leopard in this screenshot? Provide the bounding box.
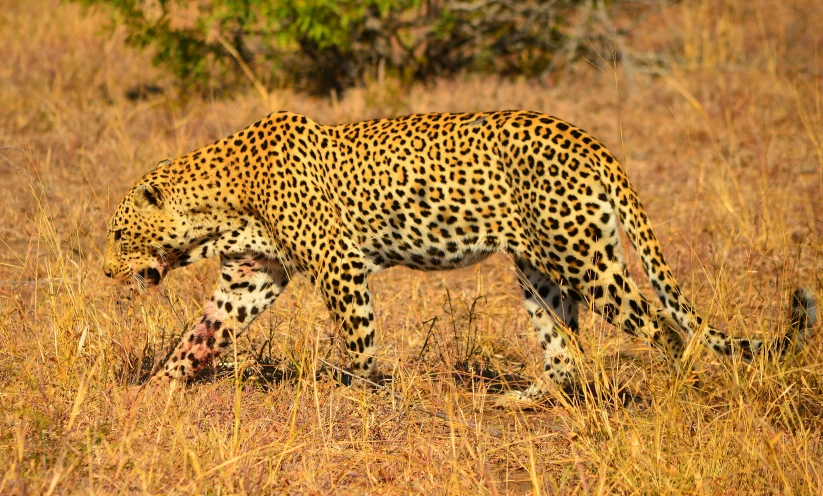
[103,110,816,398]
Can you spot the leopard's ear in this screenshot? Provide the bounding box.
[132,183,164,210]
[154,159,172,170]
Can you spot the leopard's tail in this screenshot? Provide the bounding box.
[597,144,816,359]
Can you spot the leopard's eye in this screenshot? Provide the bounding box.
[114,229,123,241]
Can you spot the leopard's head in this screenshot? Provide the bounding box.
[104,177,192,286]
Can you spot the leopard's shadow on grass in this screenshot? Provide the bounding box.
[127,350,647,409]
[128,354,308,390]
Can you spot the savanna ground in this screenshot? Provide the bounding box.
[2,0,823,493]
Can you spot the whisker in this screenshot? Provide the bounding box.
[131,272,148,291]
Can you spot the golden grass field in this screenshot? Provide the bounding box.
[2,0,823,493]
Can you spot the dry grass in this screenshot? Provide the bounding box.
[2,0,823,493]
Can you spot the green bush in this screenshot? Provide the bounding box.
[74,0,625,95]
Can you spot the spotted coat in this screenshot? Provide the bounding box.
[103,110,815,394]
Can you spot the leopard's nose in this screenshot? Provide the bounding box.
[102,264,114,278]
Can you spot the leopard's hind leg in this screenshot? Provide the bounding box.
[512,258,581,398]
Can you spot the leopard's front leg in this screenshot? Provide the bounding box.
[316,250,378,382]
[153,255,290,383]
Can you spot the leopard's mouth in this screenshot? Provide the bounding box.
[136,267,163,286]
[124,262,170,288]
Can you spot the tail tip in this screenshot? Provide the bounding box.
[791,287,817,333]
